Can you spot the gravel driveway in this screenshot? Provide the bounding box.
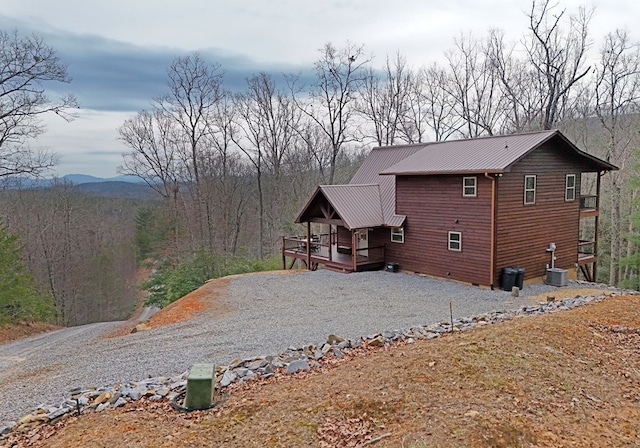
[0,270,594,426]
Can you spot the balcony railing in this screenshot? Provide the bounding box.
[578,239,595,255]
[579,195,597,210]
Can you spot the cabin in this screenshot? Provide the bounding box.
[282,130,617,287]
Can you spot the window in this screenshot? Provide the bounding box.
[448,231,462,251]
[463,176,477,197]
[391,227,404,243]
[565,174,576,201]
[524,175,536,204]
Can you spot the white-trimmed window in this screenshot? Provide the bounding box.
[524,175,536,205]
[565,174,576,201]
[463,176,477,197]
[448,231,462,251]
[391,227,404,243]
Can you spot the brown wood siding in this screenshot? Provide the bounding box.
[388,174,493,285]
[337,226,351,247]
[495,142,581,282]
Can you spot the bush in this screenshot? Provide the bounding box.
[0,224,53,323]
[142,252,282,308]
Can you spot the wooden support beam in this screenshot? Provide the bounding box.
[281,236,286,270]
[352,230,357,272]
[306,221,311,270]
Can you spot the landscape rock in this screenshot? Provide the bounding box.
[286,359,310,374]
[0,422,15,435]
[220,369,237,387]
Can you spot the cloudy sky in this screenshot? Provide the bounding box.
[1,0,638,177]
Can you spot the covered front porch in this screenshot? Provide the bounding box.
[284,184,393,273]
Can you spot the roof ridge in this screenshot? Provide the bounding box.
[375,129,558,150]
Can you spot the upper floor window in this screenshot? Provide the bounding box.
[565,174,576,201]
[391,227,404,243]
[463,176,477,197]
[524,175,536,205]
[448,231,462,251]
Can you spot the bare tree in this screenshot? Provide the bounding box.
[232,73,301,257]
[291,42,370,184]
[155,53,224,185]
[445,33,506,138]
[118,110,182,200]
[593,29,640,285]
[0,30,77,177]
[488,28,544,132]
[399,64,460,143]
[525,0,593,130]
[356,53,413,146]
[152,53,224,248]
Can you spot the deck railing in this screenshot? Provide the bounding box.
[282,235,385,271]
[579,195,597,210]
[578,239,595,254]
[354,245,385,262]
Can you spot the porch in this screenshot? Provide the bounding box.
[282,234,385,273]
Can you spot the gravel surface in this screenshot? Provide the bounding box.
[0,270,609,426]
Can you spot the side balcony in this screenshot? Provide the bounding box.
[579,195,598,218]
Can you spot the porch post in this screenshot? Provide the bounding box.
[306,221,311,270]
[328,224,332,262]
[281,236,286,270]
[351,230,357,272]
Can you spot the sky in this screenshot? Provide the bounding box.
[1,0,639,178]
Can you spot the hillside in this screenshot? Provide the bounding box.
[4,293,639,447]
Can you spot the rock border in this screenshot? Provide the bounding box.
[1,286,634,437]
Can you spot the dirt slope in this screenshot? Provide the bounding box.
[4,294,639,448]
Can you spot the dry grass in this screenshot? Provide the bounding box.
[5,293,640,447]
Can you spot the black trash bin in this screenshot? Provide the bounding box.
[501,267,517,291]
[514,267,525,289]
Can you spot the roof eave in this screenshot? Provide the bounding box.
[380,169,505,176]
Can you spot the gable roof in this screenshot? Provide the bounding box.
[295,184,384,229]
[381,130,617,175]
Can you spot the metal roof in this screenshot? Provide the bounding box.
[320,184,384,229]
[349,145,422,226]
[381,130,617,175]
[295,130,617,229]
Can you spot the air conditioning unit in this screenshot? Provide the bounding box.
[546,268,568,287]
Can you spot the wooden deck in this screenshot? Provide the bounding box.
[282,237,385,273]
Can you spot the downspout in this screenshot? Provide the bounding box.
[485,173,497,288]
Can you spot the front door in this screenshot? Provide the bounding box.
[356,229,369,257]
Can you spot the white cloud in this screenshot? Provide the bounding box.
[36,110,133,177]
[2,0,639,177]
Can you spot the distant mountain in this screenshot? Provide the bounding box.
[61,174,145,184]
[74,181,157,199]
[1,174,157,199]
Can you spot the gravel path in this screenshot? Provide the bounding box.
[0,270,605,426]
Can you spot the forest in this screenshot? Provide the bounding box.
[1,0,640,326]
